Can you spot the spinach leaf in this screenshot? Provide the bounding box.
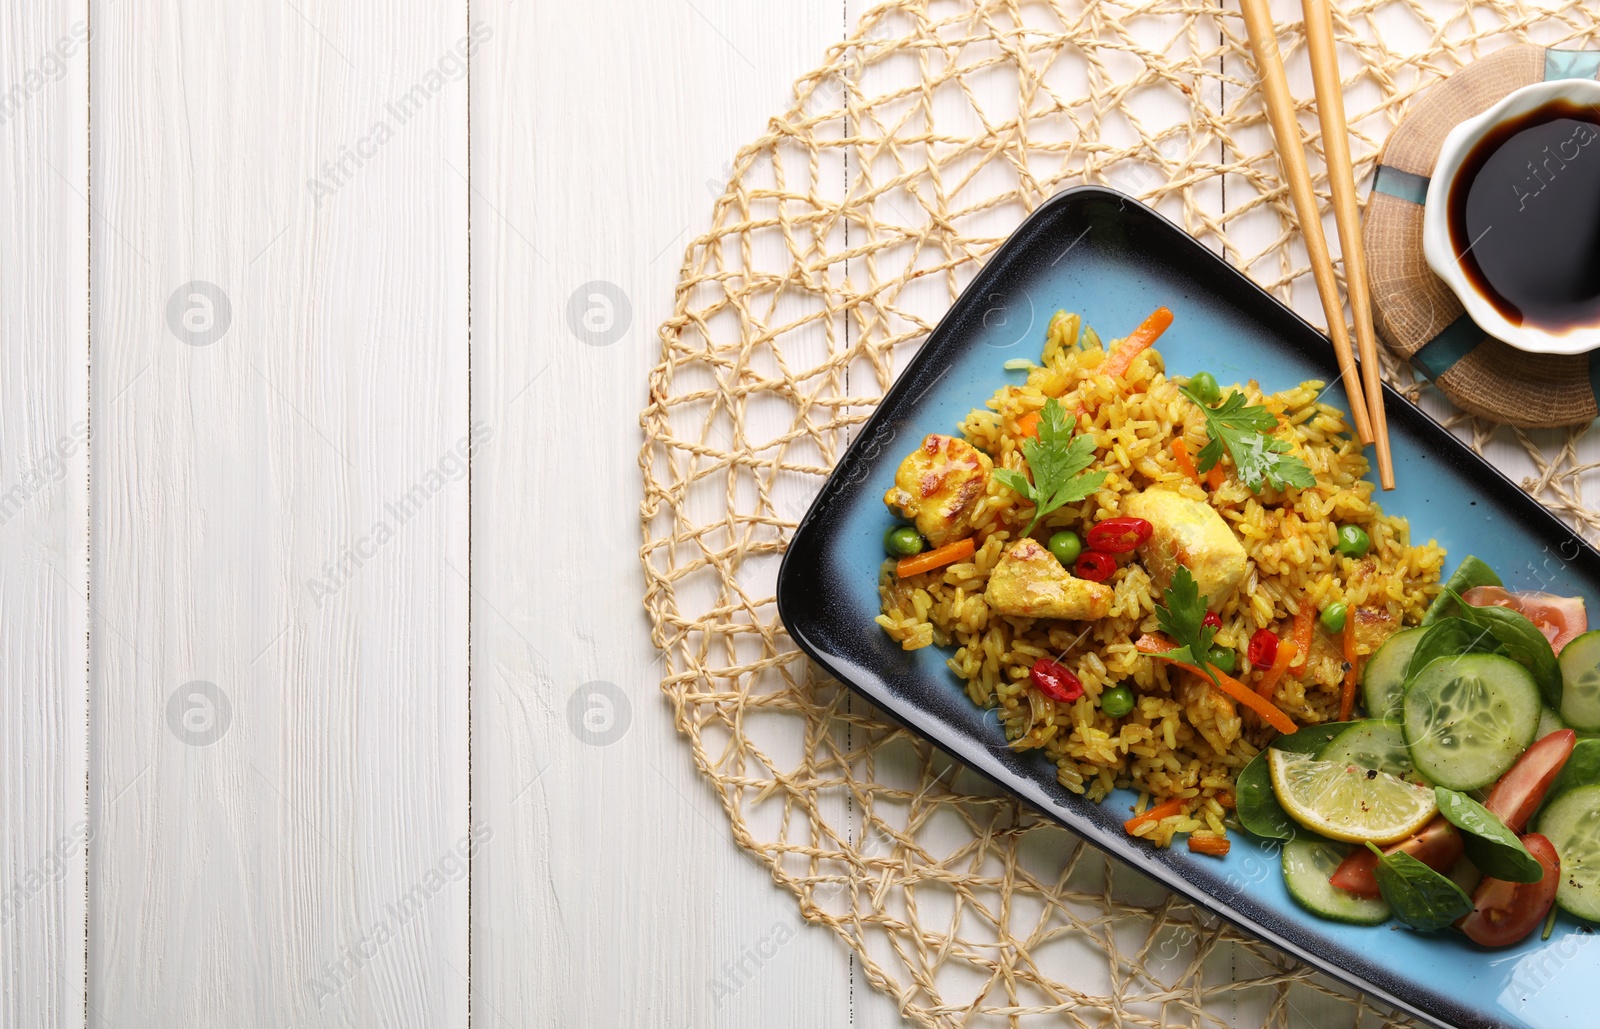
[1277,721,1359,755]
[1235,751,1295,840]
[1367,843,1474,931]
[1234,722,1360,840]
[1403,616,1503,684]
[1423,556,1502,625]
[1447,591,1563,709]
[1550,737,1600,802]
[1434,787,1544,883]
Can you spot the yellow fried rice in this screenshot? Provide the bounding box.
[874,311,1445,847]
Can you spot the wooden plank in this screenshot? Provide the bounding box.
[0,7,89,1028]
[90,2,468,1025]
[468,1,853,1025]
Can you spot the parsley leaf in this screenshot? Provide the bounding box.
[1179,387,1316,493]
[993,398,1107,536]
[1149,565,1220,687]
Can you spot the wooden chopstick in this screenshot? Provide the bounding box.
[1236,0,1376,448]
[1302,0,1394,489]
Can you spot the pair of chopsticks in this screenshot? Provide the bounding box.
[1238,0,1394,490]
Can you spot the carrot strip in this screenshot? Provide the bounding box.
[1104,306,1175,378]
[1205,463,1226,491]
[1290,605,1314,673]
[1137,633,1299,735]
[1171,438,1200,483]
[1187,834,1231,857]
[896,538,975,578]
[1017,410,1041,439]
[1340,614,1360,721]
[1124,797,1188,835]
[1256,640,1298,699]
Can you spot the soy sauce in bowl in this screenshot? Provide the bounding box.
[1447,98,1600,333]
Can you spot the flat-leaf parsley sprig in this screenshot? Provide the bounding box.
[1178,387,1316,493]
[993,397,1107,536]
[1145,566,1221,688]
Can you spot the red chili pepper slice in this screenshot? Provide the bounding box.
[1075,551,1117,582]
[1085,517,1153,554]
[1202,612,1223,630]
[1248,628,1279,668]
[1029,658,1084,703]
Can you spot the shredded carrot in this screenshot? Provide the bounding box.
[1340,614,1361,721]
[1171,438,1200,483]
[1124,797,1188,835]
[896,538,975,579]
[1290,605,1314,673]
[1205,463,1226,491]
[1017,410,1041,439]
[1187,834,1231,857]
[1137,633,1300,735]
[1215,791,1235,810]
[1256,640,1298,699]
[1103,306,1175,378]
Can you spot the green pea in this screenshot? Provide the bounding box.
[1100,684,1136,719]
[1337,524,1371,558]
[1187,371,1221,406]
[1207,646,1236,674]
[1320,602,1349,634]
[1048,530,1082,566]
[884,525,925,557]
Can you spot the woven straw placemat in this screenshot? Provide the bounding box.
[640,2,1600,1025]
[1366,44,1600,427]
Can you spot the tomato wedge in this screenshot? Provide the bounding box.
[1484,728,1576,834]
[1462,586,1588,654]
[1458,833,1561,947]
[1328,816,1463,899]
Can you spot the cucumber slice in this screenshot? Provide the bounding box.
[1402,654,1542,790]
[1362,627,1425,721]
[1538,706,1568,740]
[1282,838,1391,925]
[1319,720,1422,783]
[1535,784,1600,920]
[1559,630,1600,732]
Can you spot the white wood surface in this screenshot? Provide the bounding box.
[0,5,88,1028]
[468,2,855,1027]
[90,2,468,1026]
[0,1,1595,1027]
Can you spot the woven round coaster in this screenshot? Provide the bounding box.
[641,4,1600,1027]
[1366,44,1600,428]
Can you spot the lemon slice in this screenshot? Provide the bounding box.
[1266,749,1438,845]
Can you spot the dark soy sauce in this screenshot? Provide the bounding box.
[1447,98,1600,332]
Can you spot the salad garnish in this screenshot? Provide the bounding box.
[1180,387,1316,492]
[993,397,1106,536]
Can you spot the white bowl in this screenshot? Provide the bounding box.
[1422,77,1600,356]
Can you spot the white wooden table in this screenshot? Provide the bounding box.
[1,2,1589,1027]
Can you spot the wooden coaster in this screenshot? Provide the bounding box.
[1366,46,1600,427]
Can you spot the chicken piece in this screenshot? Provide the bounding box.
[1350,606,1398,659]
[984,538,1113,621]
[1122,489,1248,609]
[882,434,993,548]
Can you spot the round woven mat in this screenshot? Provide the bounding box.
[640,2,1600,1025]
[1365,43,1600,427]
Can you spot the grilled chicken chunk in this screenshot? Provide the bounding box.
[883,434,993,548]
[1122,489,1247,608]
[984,538,1113,621]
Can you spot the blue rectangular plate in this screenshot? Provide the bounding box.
[775,186,1600,1029]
